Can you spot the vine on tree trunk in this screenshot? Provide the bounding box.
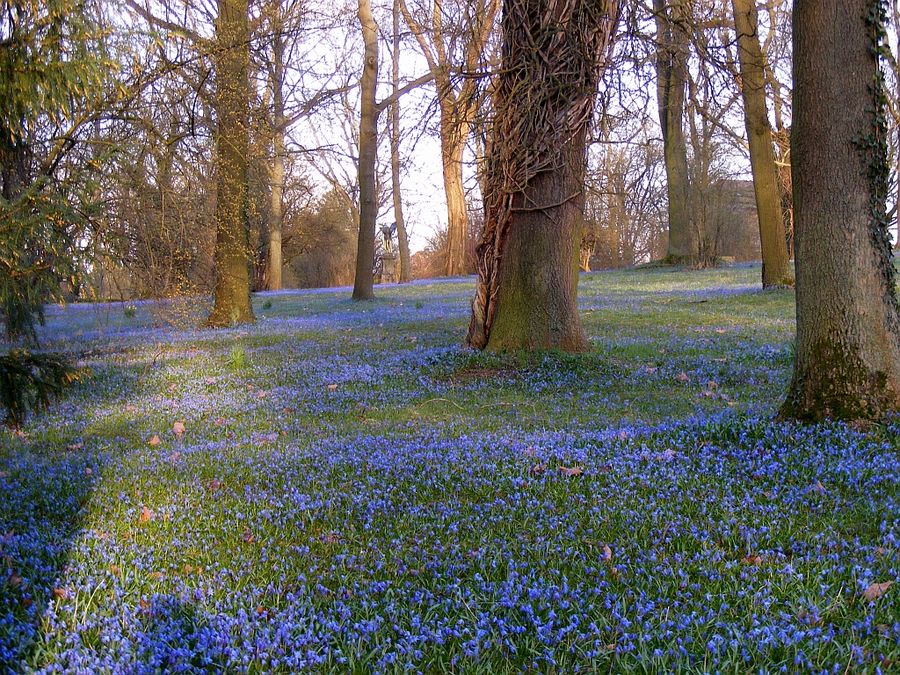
[466,0,620,349]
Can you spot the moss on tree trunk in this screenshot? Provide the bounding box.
[780,0,900,421]
[206,0,255,327]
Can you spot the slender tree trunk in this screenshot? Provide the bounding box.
[731,0,792,288]
[206,0,255,326]
[441,118,469,276]
[781,0,900,421]
[352,0,378,301]
[467,0,619,352]
[653,0,694,263]
[268,14,285,291]
[390,0,411,282]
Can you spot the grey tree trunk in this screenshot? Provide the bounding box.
[731,0,792,288]
[390,0,411,282]
[206,0,255,326]
[781,0,900,421]
[268,14,285,291]
[653,0,695,263]
[467,0,620,352]
[352,0,379,301]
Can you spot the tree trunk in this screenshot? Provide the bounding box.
[268,12,285,291]
[442,118,468,276]
[206,0,255,326]
[467,0,619,352]
[352,0,378,301]
[731,0,792,288]
[653,0,694,263]
[781,0,900,421]
[390,0,411,282]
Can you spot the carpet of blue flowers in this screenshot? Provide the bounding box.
[1,265,897,673]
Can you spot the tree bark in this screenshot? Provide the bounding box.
[268,8,285,291]
[206,0,255,326]
[441,118,469,276]
[467,0,619,352]
[781,0,900,421]
[352,0,379,301]
[653,0,695,263]
[390,0,411,282]
[731,0,792,288]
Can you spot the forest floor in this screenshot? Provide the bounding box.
[1,264,897,672]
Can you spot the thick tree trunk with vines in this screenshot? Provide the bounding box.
[206,0,255,326]
[731,0,792,288]
[780,0,900,421]
[654,0,694,264]
[466,0,619,352]
[352,0,378,301]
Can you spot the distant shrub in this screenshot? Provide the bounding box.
[262,300,273,310]
[0,350,90,429]
[123,304,137,318]
[415,301,424,310]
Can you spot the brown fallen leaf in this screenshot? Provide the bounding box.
[558,465,584,477]
[139,506,154,523]
[172,421,186,437]
[741,554,763,566]
[601,544,613,562]
[214,417,227,426]
[148,435,161,447]
[530,463,547,476]
[675,371,690,383]
[125,404,137,413]
[84,467,93,476]
[242,529,255,544]
[8,573,23,588]
[256,390,269,399]
[66,442,83,451]
[52,587,67,600]
[862,581,893,602]
[326,384,338,392]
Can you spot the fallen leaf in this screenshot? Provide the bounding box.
[644,366,657,374]
[810,480,826,493]
[182,564,194,575]
[8,573,22,588]
[139,506,154,523]
[654,449,677,462]
[207,479,224,491]
[139,598,150,611]
[84,467,93,476]
[530,463,547,476]
[214,417,227,426]
[558,465,584,477]
[66,442,83,451]
[167,383,177,394]
[52,587,67,600]
[148,435,161,447]
[601,544,613,562]
[862,581,893,602]
[326,384,338,392]
[323,533,340,544]
[675,371,690,383]
[125,404,137,413]
[242,529,255,544]
[172,421,186,437]
[741,554,763,566]
[256,390,269,399]
[108,564,120,575]
[168,452,182,463]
